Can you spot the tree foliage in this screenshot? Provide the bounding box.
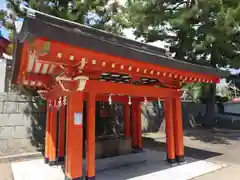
[3,0,128,55]
[124,0,240,68]
[0,10,4,20]
[124,0,240,122]
[6,0,128,34]
[4,0,127,95]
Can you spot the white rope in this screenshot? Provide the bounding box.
[108,94,112,105]
[60,65,66,70]
[58,79,70,92]
[128,96,132,105]
[37,90,48,100]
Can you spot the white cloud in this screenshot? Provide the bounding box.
[15,20,23,33]
[122,28,135,39]
[123,28,167,50]
[117,0,127,6]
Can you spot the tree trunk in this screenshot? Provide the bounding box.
[202,83,217,128]
[202,49,218,128]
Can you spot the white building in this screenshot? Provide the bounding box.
[0,53,13,92]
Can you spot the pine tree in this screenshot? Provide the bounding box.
[4,0,128,54]
[124,0,240,124]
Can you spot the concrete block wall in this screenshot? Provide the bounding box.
[141,101,206,133]
[0,93,207,156]
[0,93,46,156]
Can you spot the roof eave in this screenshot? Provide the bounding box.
[14,12,229,80]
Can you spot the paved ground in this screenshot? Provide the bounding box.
[0,162,13,180]
[193,166,240,180]
[1,128,240,180]
[143,128,240,180]
[11,150,225,180]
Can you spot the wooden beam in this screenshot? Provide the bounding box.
[18,43,29,83]
[65,92,84,179]
[25,73,52,83]
[164,98,176,164]
[86,92,96,179]
[31,38,219,83]
[47,39,219,83]
[84,80,180,98]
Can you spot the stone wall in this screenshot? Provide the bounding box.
[141,101,206,133]
[222,102,240,115]
[0,95,207,156]
[0,93,46,156]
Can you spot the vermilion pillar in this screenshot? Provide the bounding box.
[44,99,51,164]
[58,103,66,162]
[48,98,58,166]
[164,99,176,164]
[65,98,70,175]
[172,97,185,163]
[130,101,138,149]
[123,103,131,138]
[65,92,84,180]
[86,93,96,180]
[136,102,142,149]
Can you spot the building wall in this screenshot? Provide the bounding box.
[141,101,206,133]
[0,58,13,93]
[223,102,240,115]
[0,93,46,156]
[0,93,206,155]
[0,58,7,93]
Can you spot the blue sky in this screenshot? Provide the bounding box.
[0,0,8,39]
[0,0,5,10]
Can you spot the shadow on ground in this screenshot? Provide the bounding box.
[183,127,240,145]
[143,137,223,160]
[58,146,221,180]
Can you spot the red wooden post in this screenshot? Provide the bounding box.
[86,92,96,180]
[130,101,138,149]
[58,101,66,162]
[172,97,185,163]
[123,103,131,138]
[44,99,51,164]
[164,99,176,164]
[136,102,142,149]
[48,98,58,166]
[65,92,84,180]
[65,97,70,175]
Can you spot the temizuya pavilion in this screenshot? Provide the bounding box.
[11,8,228,180]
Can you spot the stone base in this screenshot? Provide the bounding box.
[167,158,176,165]
[83,150,146,172]
[176,155,185,164]
[85,137,132,159]
[85,177,95,180]
[48,160,57,166]
[65,176,82,180]
[58,156,65,163]
[44,157,49,164]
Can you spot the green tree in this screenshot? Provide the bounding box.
[4,0,128,91]
[5,0,127,33]
[4,0,128,55]
[0,10,4,20]
[124,0,240,124]
[4,0,127,113]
